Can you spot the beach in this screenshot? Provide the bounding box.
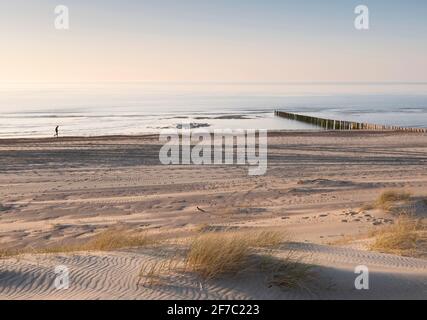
[0,131,426,299]
[2,82,427,139]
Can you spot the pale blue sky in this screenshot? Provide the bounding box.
[1,0,426,82]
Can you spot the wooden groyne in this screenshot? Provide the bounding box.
[274,110,427,133]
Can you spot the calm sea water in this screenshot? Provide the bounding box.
[1,83,426,138]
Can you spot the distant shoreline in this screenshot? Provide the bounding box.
[0,129,425,144]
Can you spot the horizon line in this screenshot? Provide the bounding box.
[2,81,427,86]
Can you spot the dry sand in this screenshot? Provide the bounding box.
[0,131,426,299]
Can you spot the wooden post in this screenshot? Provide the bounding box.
[274,110,426,133]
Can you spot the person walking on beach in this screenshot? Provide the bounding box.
[54,125,59,138]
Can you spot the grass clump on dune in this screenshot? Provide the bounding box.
[185,232,250,279]
[263,253,316,291]
[1,229,153,259]
[82,229,152,251]
[185,230,283,279]
[139,229,315,290]
[370,217,426,257]
[375,190,411,211]
[0,248,16,259]
[40,229,153,253]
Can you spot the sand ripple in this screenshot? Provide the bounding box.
[1,245,426,300]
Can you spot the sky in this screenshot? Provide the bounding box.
[0,0,426,83]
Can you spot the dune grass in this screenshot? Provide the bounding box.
[262,254,316,291]
[0,229,153,259]
[185,230,283,279]
[41,229,153,254]
[0,248,15,259]
[139,229,314,290]
[374,190,412,211]
[370,217,426,257]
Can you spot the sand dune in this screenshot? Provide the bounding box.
[0,131,426,299]
[0,244,426,300]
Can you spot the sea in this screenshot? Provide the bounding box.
[1,82,426,138]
